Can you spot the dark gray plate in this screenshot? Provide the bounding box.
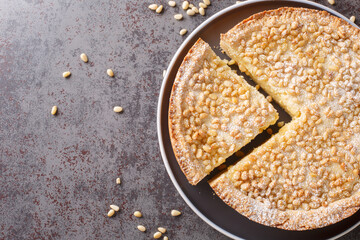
[157,1,360,239]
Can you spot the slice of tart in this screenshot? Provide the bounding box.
[210,7,360,230]
[169,39,278,185]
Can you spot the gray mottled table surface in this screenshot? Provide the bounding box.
[0,0,359,239]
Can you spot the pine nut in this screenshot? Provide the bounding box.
[158,227,166,234]
[327,0,335,5]
[149,4,158,10]
[199,2,207,8]
[107,69,114,77]
[156,5,163,13]
[186,9,195,16]
[168,1,176,7]
[199,7,205,16]
[154,232,162,239]
[113,106,123,113]
[62,71,71,78]
[189,3,194,8]
[179,29,187,35]
[116,177,121,184]
[171,209,181,216]
[192,7,199,13]
[137,225,146,232]
[51,106,58,115]
[107,209,115,217]
[134,211,142,218]
[80,53,88,63]
[350,16,356,23]
[174,14,183,20]
[203,0,210,6]
[163,237,168,240]
[277,121,285,127]
[182,1,189,10]
[110,205,120,212]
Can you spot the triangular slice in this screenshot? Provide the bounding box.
[169,39,278,185]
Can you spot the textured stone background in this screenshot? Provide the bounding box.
[0,0,359,239]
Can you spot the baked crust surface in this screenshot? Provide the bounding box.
[210,7,360,230]
[169,39,278,185]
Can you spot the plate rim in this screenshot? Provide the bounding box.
[157,1,360,239]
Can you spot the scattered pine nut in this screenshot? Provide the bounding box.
[168,1,176,7]
[171,209,181,216]
[158,227,167,234]
[199,2,207,8]
[163,69,167,78]
[189,3,194,8]
[266,96,272,102]
[134,211,142,218]
[149,4,158,10]
[277,121,285,127]
[327,0,335,5]
[174,14,183,20]
[163,237,168,240]
[203,0,211,6]
[179,28,187,36]
[107,69,114,77]
[192,7,199,13]
[228,59,236,65]
[350,16,356,23]
[267,128,273,135]
[199,7,205,16]
[62,71,71,78]
[80,53,88,63]
[110,205,120,212]
[255,85,260,90]
[154,232,162,239]
[107,209,115,217]
[137,225,146,232]
[156,5,163,13]
[116,177,121,184]
[113,106,123,113]
[186,9,195,16]
[51,106,58,115]
[182,1,189,10]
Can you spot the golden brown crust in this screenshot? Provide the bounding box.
[169,39,209,185]
[211,7,360,230]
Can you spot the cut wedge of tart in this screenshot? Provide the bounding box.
[169,39,278,185]
[210,7,360,230]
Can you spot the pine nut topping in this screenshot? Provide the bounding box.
[350,16,356,23]
[182,1,189,10]
[51,106,58,115]
[199,7,205,16]
[171,209,181,216]
[107,209,115,217]
[203,0,211,6]
[154,232,162,239]
[62,71,71,78]
[80,53,88,63]
[168,1,176,7]
[107,69,114,77]
[277,121,285,127]
[156,5,163,13]
[163,237,168,240]
[192,7,199,13]
[149,4,158,10]
[134,211,142,218]
[110,205,120,212]
[186,9,195,16]
[137,225,146,232]
[116,177,121,184]
[158,227,166,234]
[113,106,123,113]
[266,96,272,102]
[327,0,335,5]
[174,14,183,20]
[180,28,187,35]
[199,2,207,8]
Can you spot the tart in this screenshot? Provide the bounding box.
[210,7,360,230]
[169,39,278,185]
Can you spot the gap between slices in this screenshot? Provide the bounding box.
[209,7,360,230]
[169,38,279,185]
